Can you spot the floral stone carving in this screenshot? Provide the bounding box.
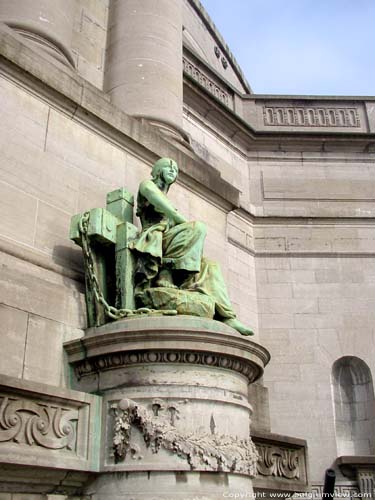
[0,396,77,450]
[112,398,259,476]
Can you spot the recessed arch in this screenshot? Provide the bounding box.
[332,356,375,456]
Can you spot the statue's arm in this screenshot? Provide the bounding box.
[139,180,187,224]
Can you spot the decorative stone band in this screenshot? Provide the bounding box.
[256,443,300,479]
[0,374,101,473]
[64,316,270,385]
[263,106,361,128]
[358,470,375,498]
[75,349,259,382]
[0,396,77,450]
[309,485,360,500]
[252,431,309,493]
[111,398,259,476]
[183,56,232,107]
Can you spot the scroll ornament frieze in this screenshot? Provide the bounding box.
[112,398,259,476]
[0,396,78,450]
[256,443,300,480]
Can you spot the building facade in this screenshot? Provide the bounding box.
[0,0,374,497]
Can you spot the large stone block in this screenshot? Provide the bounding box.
[257,283,293,299]
[0,304,28,378]
[23,314,83,386]
[0,142,80,215]
[0,75,49,150]
[248,383,271,433]
[0,251,85,328]
[34,201,76,258]
[0,180,37,246]
[258,298,318,314]
[45,110,126,186]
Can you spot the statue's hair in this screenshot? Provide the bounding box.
[151,157,178,181]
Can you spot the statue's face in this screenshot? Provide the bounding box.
[161,162,178,185]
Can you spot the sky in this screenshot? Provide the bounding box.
[201,0,374,96]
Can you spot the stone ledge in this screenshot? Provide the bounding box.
[0,374,101,473]
[337,455,375,478]
[337,456,375,498]
[64,316,270,385]
[251,430,309,493]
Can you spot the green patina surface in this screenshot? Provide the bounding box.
[70,158,253,336]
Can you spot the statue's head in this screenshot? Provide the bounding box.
[151,158,179,187]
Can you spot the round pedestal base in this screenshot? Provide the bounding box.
[64,316,270,499]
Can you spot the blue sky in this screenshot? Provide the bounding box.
[201,0,374,96]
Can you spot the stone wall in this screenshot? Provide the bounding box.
[72,0,109,89]
[183,92,375,485]
[0,25,257,400]
[257,252,375,479]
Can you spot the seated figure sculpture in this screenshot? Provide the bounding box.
[129,157,253,336]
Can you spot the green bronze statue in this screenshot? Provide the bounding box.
[129,158,253,336]
[70,157,253,336]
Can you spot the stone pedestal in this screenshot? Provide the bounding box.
[0,0,76,67]
[104,0,184,138]
[65,316,270,499]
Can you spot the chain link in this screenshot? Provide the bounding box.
[78,212,176,322]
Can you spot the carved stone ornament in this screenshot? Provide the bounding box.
[0,396,77,450]
[358,470,375,498]
[111,398,259,476]
[221,56,228,69]
[263,105,361,128]
[75,349,258,382]
[310,484,360,500]
[257,443,300,479]
[183,56,230,106]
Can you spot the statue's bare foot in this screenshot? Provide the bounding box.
[223,318,254,336]
[156,269,178,289]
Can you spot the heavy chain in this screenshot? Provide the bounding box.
[78,212,176,322]
[79,212,134,320]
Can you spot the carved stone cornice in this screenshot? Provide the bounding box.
[64,316,270,385]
